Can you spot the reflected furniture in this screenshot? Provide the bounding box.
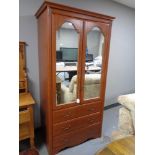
[61,74,101,103]
[96,136,135,155]
[19,42,35,148]
[56,65,101,72]
[36,1,114,155]
[56,76,62,104]
[112,94,135,141]
[57,65,101,80]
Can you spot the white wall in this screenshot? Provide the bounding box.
[19,16,41,128]
[19,0,135,127]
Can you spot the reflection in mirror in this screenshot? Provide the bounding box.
[84,27,104,100]
[56,22,79,105]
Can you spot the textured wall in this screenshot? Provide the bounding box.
[19,0,135,127]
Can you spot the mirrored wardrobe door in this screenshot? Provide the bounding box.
[55,18,83,106]
[84,27,104,100]
[81,21,108,102]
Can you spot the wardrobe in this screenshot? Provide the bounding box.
[36,1,115,155]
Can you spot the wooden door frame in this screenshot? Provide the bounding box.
[80,20,112,105]
[51,13,84,110]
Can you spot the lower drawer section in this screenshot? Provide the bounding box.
[53,123,101,153]
[53,112,100,137]
[53,102,101,124]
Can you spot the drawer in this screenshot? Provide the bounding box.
[81,102,101,116]
[53,112,100,137]
[19,123,30,140]
[53,102,101,124]
[19,109,30,124]
[53,123,101,152]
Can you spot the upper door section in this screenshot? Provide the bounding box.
[53,14,83,107]
[81,20,111,103]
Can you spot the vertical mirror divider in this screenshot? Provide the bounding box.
[76,20,83,105]
[80,21,86,104]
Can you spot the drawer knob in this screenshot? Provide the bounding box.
[64,113,71,118]
[63,125,71,131]
[64,114,70,117]
[88,119,95,123]
[88,108,95,112]
[63,139,69,143]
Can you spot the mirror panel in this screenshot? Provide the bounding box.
[56,22,79,105]
[84,27,104,100]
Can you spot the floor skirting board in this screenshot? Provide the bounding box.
[104,103,121,111]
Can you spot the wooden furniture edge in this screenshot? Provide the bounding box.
[35,1,115,21]
[20,41,28,46]
[19,41,26,44]
[19,93,35,108]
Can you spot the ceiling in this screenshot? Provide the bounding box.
[112,0,135,8]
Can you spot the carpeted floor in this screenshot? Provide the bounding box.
[20,105,121,155]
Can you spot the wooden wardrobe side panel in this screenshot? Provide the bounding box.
[38,8,52,154]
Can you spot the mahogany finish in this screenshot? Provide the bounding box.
[53,102,101,124]
[53,123,101,154]
[36,1,114,155]
[53,113,100,137]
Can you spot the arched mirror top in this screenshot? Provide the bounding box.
[85,21,109,37]
[87,27,105,54]
[56,21,80,105]
[57,21,80,33]
[87,26,105,37]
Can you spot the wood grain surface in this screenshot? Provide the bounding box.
[96,136,135,155]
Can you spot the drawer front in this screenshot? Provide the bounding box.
[81,102,101,116]
[19,109,30,124]
[53,112,100,137]
[19,123,30,140]
[53,102,101,124]
[53,123,101,152]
